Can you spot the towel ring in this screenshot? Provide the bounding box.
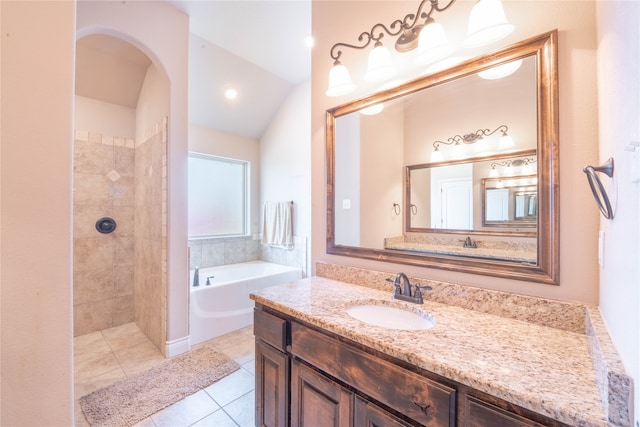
[583,158,614,220]
[392,203,401,216]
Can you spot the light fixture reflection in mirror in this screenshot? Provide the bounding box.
[478,59,523,79]
[326,0,515,97]
[360,103,385,115]
[430,125,513,162]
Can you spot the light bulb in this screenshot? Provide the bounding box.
[452,143,465,159]
[489,168,499,178]
[364,42,396,82]
[463,0,514,48]
[415,21,454,66]
[224,87,238,100]
[522,163,534,175]
[431,148,443,163]
[499,133,515,150]
[474,137,489,154]
[326,61,355,97]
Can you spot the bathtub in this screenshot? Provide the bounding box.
[189,260,302,345]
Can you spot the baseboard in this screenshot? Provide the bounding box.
[165,335,190,357]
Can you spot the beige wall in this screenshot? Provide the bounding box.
[75,95,136,138]
[0,1,75,424]
[360,106,404,248]
[312,1,600,304]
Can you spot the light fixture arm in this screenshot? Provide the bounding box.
[329,0,457,61]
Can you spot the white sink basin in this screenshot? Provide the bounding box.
[346,304,434,330]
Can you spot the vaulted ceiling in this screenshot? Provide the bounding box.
[75,1,311,139]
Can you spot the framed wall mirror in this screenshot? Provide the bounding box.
[326,30,559,284]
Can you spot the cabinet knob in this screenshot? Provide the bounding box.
[413,400,431,416]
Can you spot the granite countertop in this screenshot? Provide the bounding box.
[251,277,609,427]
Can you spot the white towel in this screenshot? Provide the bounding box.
[262,201,294,249]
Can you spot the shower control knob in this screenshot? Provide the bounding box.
[95,217,117,234]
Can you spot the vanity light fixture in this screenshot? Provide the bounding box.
[326,0,515,97]
[430,124,511,162]
[489,157,536,177]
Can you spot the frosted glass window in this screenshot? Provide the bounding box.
[188,153,248,237]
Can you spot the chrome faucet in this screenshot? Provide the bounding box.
[463,236,477,248]
[386,273,429,304]
[395,273,412,297]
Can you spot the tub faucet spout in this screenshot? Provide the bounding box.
[193,266,200,287]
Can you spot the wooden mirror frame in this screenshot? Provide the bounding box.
[326,30,559,285]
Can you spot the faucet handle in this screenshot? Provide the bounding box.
[386,277,402,295]
[412,285,431,304]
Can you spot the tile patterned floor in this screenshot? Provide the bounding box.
[74,322,256,427]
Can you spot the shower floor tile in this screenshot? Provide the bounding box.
[74,322,256,427]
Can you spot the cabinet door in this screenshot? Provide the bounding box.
[291,360,352,427]
[255,340,289,427]
[354,396,413,427]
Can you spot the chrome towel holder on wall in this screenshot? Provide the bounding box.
[583,157,615,220]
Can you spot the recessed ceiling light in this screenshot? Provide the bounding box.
[304,35,314,49]
[224,87,238,100]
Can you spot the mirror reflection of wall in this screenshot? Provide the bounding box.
[404,56,537,166]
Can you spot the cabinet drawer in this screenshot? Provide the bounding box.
[291,322,455,427]
[354,396,414,427]
[462,396,545,427]
[254,309,287,351]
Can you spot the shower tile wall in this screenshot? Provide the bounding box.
[73,131,136,336]
[134,119,167,354]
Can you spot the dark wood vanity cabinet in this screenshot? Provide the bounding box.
[255,309,290,427]
[254,306,566,427]
[291,360,352,426]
